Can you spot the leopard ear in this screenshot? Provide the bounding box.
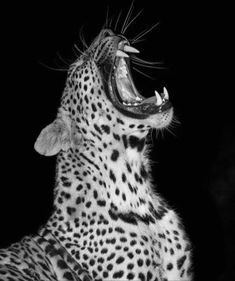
[34,119,71,156]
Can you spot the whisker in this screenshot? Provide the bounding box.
[73,44,83,55]
[38,61,68,72]
[122,9,143,34]
[56,52,72,66]
[132,56,163,66]
[132,22,160,44]
[132,60,164,69]
[133,67,155,80]
[109,17,114,29]
[105,6,110,29]
[114,10,122,32]
[79,26,88,49]
[130,38,146,44]
[121,0,134,34]
[166,126,177,137]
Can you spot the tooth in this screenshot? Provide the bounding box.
[136,96,142,101]
[163,87,169,100]
[123,45,140,53]
[116,50,129,58]
[155,90,162,106]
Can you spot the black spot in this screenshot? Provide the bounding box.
[57,259,67,269]
[127,252,134,259]
[130,240,137,246]
[120,237,127,242]
[108,209,118,221]
[117,118,124,125]
[122,193,126,201]
[94,124,102,135]
[126,163,132,173]
[122,134,128,148]
[129,135,145,152]
[122,173,126,182]
[93,190,98,199]
[67,207,76,215]
[115,227,125,233]
[91,103,97,112]
[177,255,187,270]
[63,272,74,280]
[111,150,119,161]
[101,248,108,254]
[128,183,134,192]
[97,200,106,207]
[118,213,138,225]
[149,203,168,220]
[139,272,145,281]
[113,133,120,141]
[127,272,135,280]
[127,263,134,270]
[85,201,91,208]
[107,263,113,271]
[115,188,120,195]
[137,258,143,266]
[109,169,116,183]
[106,238,116,244]
[76,197,82,205]
[167,263,173,270]
[101,125,110,134]
[113,270,124,278]
[170,248,174,255]
[147,271,153,281]
[97,257,104,263]
[140,165,148,180]
[146,259,151,266]
[116,256,124,264]
[176,243,182,249]
[76,184,83,191]
[107,253,115,261]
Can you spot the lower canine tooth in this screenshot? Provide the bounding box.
[163,87,169,100]
[155,90,162,106]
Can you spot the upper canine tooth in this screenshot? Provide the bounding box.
[123,45,140,53]
[116,50,129,58]
[155,90,162,106]
[163,87,169,100]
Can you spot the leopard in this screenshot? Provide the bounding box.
[0,23,193,281]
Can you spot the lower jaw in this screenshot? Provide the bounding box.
[109,78,172,119]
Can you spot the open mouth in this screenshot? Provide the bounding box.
[108,40,172,119]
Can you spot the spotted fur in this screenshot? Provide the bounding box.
[0,27,193,281]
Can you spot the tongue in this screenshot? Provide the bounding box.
[141,95,157,104]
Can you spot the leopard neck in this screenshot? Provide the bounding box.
[46,132,155,233]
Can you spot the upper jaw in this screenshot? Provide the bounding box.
[107,39,172,119]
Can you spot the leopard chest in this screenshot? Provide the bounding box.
[64,215,164,280]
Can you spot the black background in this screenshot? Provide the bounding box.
[0,1,233,281]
